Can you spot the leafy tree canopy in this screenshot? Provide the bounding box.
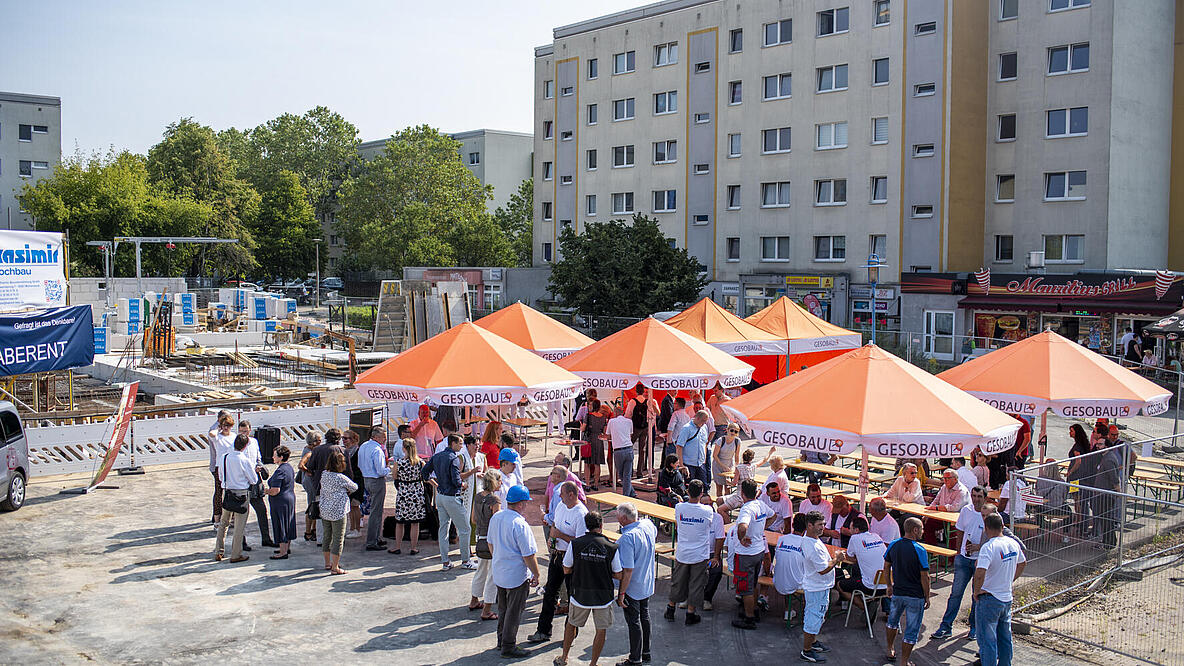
[492,178,533,267]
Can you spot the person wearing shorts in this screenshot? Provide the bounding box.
[555,511,622,666]
[800,510,846,662]
[730,480,772,630]
[883,517,931,666]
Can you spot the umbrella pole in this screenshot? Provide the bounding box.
[859,448,869,514]
[1039,410,1048,460]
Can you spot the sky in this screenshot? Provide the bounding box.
[3,0,645,156]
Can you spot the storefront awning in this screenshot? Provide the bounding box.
[957,296,1180,315]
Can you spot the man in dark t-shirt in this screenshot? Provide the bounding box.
[882,517,931,665]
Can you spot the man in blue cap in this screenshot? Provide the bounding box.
[497,449,524,509]
[489,484,541,659]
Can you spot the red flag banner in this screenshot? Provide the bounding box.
[88,382,139,491]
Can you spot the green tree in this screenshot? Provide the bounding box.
[336,125,512,272]
[492,178,533,267]
[17,150,212,278]
[548,215,708,318]
[252,170,319,279]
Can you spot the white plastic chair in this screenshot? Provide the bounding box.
[844,569,890,638]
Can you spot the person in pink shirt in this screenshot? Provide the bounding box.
[409,405,444,459]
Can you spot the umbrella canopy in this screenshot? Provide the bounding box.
[473,302,595,361]
[355,322,584,406]
[663,297,788,355]
[745,296,861,355]
[556,317,754,392]
[937,330,1171,419]
[1143,309,1184,340]
[722,345,1019,458]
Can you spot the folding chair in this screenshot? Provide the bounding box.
[844,569,890,639]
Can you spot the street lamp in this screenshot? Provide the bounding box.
[313,238,323,311]
[864,253,889,346]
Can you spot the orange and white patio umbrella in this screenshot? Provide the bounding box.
[938,329,1172,419]
[745,296,862,356]
[722,345,1020,458]
[663,297,788,355]
[556,317,755,392]
[474,302,595,361]
[355,322,584,406]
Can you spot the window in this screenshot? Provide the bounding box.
[763,73,792,100]
[468,152,480,165]
[816,122,848,150]
[818,7,850,36]
[18,125,32,142]
[913,143,935,157]
[873,58,890,85]
[560,130,573,141]
[32,125,47,134]
[726,237,741,261]
[19,161,32,177]
[695,61,711,73]
[587,149,598,170]
[328,234,339,247]
[729,80,743,104]
[542,201,553,220]
[1044,234,1084,262]
[543,161,554,180]
[1048,43,1089,74]
[727,185,742,209]
[654,91,678,115]
[560,86,574,97]
[33,161,50,170]
[653,140,678,164]
[614,51,636,74]
[1050,0,1089,10]
[817,64,849,92]
[997,114,1016,141]
[1000,0,1018,19]
[612,144,636,167]
[996,174,1016,202]
[870,234,888,259]
[693,163,710,175]
[871,176,888,203]
[875,0,890,25]
[543,121,553,139]
[654,42,679,67]
[560,174,573,185]
[814,235,847,260]
[586,195,597,215]
[613,98,636,120]
[544,80,554,99]
[694,112,711,123]
[653,190,677,212]
[728,133,742,157]
[914,82,936,96]
[999,52,1018,80]
[587,103,598,125]
[814,179,848,206]
[612,192,635,214]
[762,127,792,154]
[912,205,934,218]
[761,236,791,261]
[1046,107,1088,137]
[995,235,1014,262]
[692,214,710,225]
[1044,170,1087,200]
[761,182,792,207]
[542,242,553,262]
[872,116,889,144]
[588,58,599,79]
[730,28,744,52]
[764,19,793,46]
[915,21,937,35]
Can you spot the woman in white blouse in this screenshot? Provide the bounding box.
[319,450,358,575]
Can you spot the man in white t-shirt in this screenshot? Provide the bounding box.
[766,456,791,497]
[867,497,902,543]
[951,457,979,497]
[759,480,793,534]
[665,479,714,624]
[798,483,833,526]
[800,509,847,662]
[730,479,772,631]
[838,516,889,616]
[972,512,1027,666]
[933,485,989,640]
[997,473,1028,523]
[772,513,808,624]
[608,409,638,497]
[529,482,587,643]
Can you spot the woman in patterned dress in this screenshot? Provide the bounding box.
[390,438,426,555]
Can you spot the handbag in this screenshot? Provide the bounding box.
[579,441,592,458]
[476,535,492,560]
[306,501,320,521]
[259,466,270,481]
[222,489,248,514]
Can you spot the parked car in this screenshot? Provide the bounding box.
[321,277,344,290]
[0,401,29,511]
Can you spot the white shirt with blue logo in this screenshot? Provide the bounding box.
[846,531,888,589]
[977,534,1026,602]
[735,499,772,556]
[772,533,806,595]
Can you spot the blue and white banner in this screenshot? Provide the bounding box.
[0,230,67,311]
[0,305,94,377]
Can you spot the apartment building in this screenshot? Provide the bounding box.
[0,92,62,230]
[532,0,1184,348]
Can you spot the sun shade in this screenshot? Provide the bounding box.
[474,302,594,361]
[662,297,788,355]
[745,296,861,355]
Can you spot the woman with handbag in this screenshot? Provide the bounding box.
[266,445,297,559]
[467,468,502,620]
[215,434,258,563]
[298,431,322,543]
[389,438,426,555]
[319,450,358,575]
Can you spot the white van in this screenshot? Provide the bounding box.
[0,401,29,511]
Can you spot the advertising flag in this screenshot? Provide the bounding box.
[88,382,139,491]
[1155,270,1174,300]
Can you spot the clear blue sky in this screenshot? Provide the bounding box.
[5,0,643,156]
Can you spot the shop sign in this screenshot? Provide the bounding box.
[785,275,834,289]
[720,283,740,295]
[423,268,483,286]
[901,271,1182,303]
[851,286,897,300]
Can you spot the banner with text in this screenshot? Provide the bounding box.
[0,230,67,311]
[0,305,94,377]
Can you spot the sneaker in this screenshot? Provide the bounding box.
[731,616,757,631]
[664,606,676,621]
[799,650,826,663]
[811,642,830,653]
[703,600,714,611]
[685,612,701,626]
[757,595,770,611]
[345,530,361,539]
[968,631,977,641]
[677,601,687,609]
[930,628,953,640]
[461,560,480,570]
[442,562,455,571]
[526,632,550,644]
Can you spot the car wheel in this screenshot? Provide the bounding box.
[1,471,25,511]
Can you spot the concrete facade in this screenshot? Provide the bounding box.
[0,92,62,231]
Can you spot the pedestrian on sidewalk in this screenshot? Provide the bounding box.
[265,445,297,559]
[553,511,623,666]
[666,479,713,625]
[973,512,1027,666]
[214,434,258,563]
[530,482,589,644]
[490,485,541,659]
[800,510,845,663]
[358,427,391,551]
[319,449,357,575]
[470,469,503,620]
[615,502,657,666]
[424,434,475,571]
[883,517,931,666]
[932,485,989,640]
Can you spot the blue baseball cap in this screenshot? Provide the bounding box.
[499,448,520,463]
[505,485,531,504]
